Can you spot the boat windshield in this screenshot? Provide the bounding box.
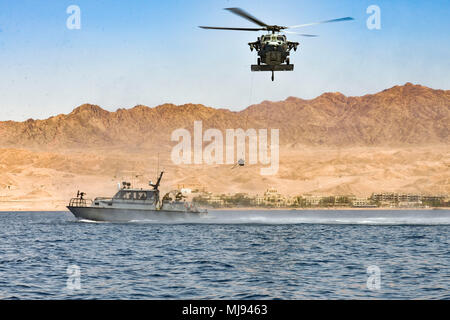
[113,190,155,201]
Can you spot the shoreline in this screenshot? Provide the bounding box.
[0,205,448,213]
[210,207,448,211]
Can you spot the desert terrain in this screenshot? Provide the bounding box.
[0,83,448,210]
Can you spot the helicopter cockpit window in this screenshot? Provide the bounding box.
[277,36,284,41]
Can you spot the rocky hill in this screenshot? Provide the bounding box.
[0,83,448,149]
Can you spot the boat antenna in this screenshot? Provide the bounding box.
[150,170,164,190]
[157,152,160,182]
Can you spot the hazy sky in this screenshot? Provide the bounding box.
[0,0,449,121]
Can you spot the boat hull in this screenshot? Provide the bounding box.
[67,206,207,222]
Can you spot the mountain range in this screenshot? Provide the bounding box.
[0,83,448,149]
[0,83,448,210]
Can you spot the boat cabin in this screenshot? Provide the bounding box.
[113,189,158,202]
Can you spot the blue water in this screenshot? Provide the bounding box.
[0,210,449,299]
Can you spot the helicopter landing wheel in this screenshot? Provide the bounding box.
[286,58,290,65]
[257,58,261,65]
[271,71,274,81]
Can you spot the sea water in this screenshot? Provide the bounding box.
[0,210,449,299]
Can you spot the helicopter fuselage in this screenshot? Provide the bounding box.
[200,7,354,81]
[249,34,299,66]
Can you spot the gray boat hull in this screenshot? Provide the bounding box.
[67,206,207,222]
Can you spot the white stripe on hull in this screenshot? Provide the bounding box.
[67,206,206,222]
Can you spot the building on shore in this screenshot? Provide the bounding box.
[371,193,446,207]
[302,195,322,206]
[351,197,377,208]
[192,188,448,208]
[207,194,225,206]
[398,201,423,208]
[176,184,206,193]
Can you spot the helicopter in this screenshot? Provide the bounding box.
[200,8,354,81]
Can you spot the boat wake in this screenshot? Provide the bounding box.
[201,211,450,225]
[77,219,110,224]
[74,210,450,225]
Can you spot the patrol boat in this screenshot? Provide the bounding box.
[67,171,207,222]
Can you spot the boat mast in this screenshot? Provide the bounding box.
[150,171,164,190]
[156,152,160,183]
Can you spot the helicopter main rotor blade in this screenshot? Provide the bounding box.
[288,17,354,29]
[199,26,265,31]
[283,30,319,37]
[225,7,268,27]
